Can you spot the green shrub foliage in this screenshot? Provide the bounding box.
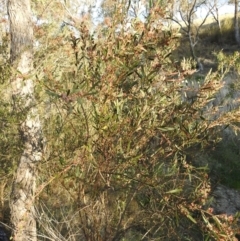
[2,4,240,241]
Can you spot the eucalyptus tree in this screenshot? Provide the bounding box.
[7,0,43,240]
[234,0,240,44]
[226,0,240,44]
[207,0,227,40]
[169,0,212,70]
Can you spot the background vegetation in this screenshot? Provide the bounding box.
[1,0,240,240]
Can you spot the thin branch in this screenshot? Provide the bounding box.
[195,6,213,40]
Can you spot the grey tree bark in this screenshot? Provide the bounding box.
[234,0,240,45]
[7,0,43,240]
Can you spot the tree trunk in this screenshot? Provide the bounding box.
[188,34,203,71]
[213,0,223,42]
[7,0,43,240]
[234,0,240,45]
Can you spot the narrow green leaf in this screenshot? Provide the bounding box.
[186,214,197,224]
[158,127,175,132]
[166,188,182,194]
[45,89,60,98]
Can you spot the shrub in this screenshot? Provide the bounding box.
[8,4,240,241]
